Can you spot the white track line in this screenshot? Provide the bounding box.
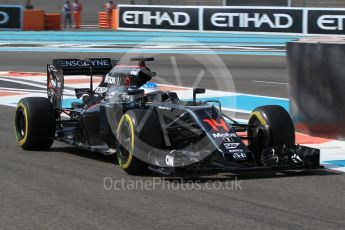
[0,77,47,89]
[0,77,75,94]
[254,80,288,85]
[0,87,47,93]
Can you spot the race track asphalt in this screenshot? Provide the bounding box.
[1,52,345,229]
[0,52,288,98]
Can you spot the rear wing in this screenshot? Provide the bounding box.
[50,58,116,75]
[47,58,117,109]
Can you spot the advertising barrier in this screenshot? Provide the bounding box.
[0,5,22,30]
[203,8,303,33]
[118,5,345,35]
[118,5,199,31]
[308,9,345,34]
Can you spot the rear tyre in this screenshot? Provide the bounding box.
[248,105,295,156]
[117,109,162,175]
[15,97,56,150]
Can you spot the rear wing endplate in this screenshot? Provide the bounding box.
[47,58,116,110]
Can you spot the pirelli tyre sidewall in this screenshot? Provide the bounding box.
[248,105,295,155]
[116,109,162,175]
[15,97,56,150]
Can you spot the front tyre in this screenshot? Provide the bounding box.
[248,105,295,156]
[116,109,162,175]
[15,97,56,150]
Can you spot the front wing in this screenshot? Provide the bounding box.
[146,145,320,176]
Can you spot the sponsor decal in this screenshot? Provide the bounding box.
[224,143,240,149]
[203,118,229,132]
[119,6,199,30]
[94,87,108,94]
[308,10,345,34]
[85,59,111,67]
[48,65,57,73]
[223,136,234,143]
[123,11,190,26]
[104,73,121,85]
[232,152,247,160]
[0,11,9,24]
[130,69,140,76]
[62,60,86,67]
[204,8,303,33]
[165,155,174,167]
[211,13,292,28]
[212,132,237,139]
[50,80,62,88]
[228,149,244,153]
[61,59,111,68]
[125,77,131,87]
[158,105,172,111]
[0,6,22,29]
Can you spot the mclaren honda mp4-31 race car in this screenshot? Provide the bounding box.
[14,57,320,175]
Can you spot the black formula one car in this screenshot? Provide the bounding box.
[14,57,320,175]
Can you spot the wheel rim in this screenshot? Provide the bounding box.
[15,107,26,141]
[248,117,267,148]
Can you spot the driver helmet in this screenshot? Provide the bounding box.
[140,82,160,95]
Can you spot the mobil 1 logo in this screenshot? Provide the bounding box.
[119,6,199,30]
[308,10,345,34]
[203,8,303,33]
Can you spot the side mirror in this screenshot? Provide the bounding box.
[193,88,206,105]
[194,88,205,94]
